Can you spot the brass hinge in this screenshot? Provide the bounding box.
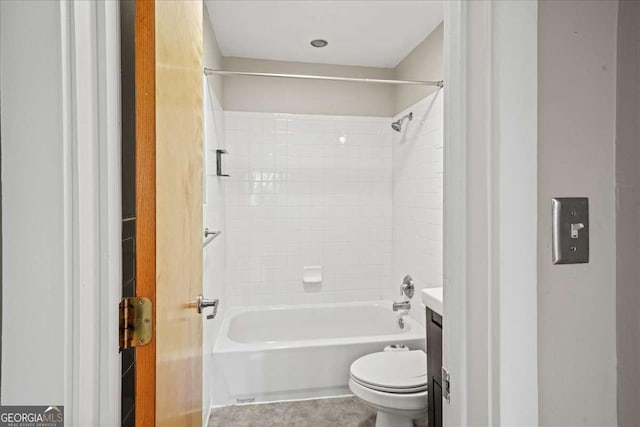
[119,297,152,351]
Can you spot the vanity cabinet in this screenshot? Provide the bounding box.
[426,307,443,427]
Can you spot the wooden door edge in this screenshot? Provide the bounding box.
[135,0,156,425]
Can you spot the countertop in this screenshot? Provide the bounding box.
[421,287,443,316]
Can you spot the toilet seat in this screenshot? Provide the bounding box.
[351,375,428,394]
[350,350,428,393]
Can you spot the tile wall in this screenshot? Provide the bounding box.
[223,112,393,306]
[203,81,226,421]
[391,91,444,323]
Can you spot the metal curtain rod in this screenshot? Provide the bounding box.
[203,68,444,88]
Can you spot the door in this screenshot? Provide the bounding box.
[134,1,204,426]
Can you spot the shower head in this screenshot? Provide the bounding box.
[391,112,413,132]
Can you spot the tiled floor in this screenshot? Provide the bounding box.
[208,396,428,427]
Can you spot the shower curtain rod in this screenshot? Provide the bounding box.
[203,68,444,88]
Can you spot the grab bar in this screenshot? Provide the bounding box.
[203,228,222,248]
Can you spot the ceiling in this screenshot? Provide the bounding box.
[205,1,444,69]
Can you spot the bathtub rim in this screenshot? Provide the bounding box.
[213,300,425,353]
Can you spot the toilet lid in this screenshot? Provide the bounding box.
[350,350,427,391]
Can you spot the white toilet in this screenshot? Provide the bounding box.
[349,350,428,427]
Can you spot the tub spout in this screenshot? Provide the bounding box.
[393,301,411,311]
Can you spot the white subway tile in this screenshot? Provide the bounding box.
[224,105,441,308]
[392,92,444,294]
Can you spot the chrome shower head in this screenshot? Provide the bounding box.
[391,112,413,132]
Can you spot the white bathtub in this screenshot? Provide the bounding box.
[211,301,426,406]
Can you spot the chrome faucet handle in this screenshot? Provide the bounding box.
[400,275,415,298]
[393,300,411,311]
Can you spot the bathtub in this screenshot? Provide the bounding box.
[211,301,426,406]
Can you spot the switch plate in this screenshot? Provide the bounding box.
[552,197,589,264]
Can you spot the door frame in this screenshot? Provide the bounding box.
[63,0,122,425]
[63,0,542,425]
[443,1,539,425]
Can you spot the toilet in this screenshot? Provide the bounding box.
[349,350,428,427]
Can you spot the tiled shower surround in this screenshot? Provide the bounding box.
[222,90,443,313]
[392,91,443,322]
[224,113,394,306]
[203,83,226,423]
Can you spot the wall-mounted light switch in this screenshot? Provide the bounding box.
[552,197,589,264]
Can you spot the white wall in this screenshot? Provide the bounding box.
[220,23,445,119]
[223,112,393,306]
[391,91,443,323]
[222,57,395,117]
[204,3,223,103]
[615,0,640,424]
[538,1,618,424]
[394,23,444,114]
[0,0,68,405]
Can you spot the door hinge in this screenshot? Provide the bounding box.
[442,367,451,402]
[119,297,153,351]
